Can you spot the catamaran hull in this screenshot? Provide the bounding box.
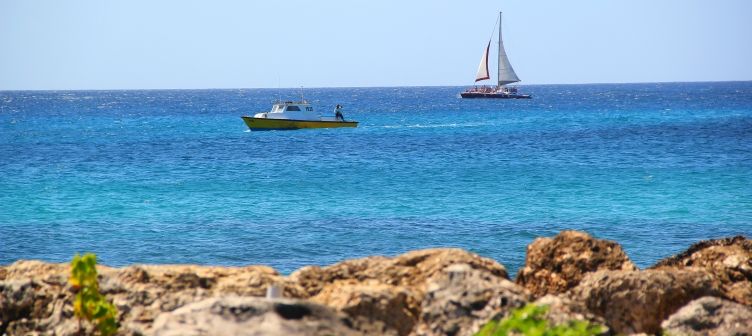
[241,117,358,131]
[460,92,532,99]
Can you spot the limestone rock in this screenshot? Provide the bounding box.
[151,296,363,336]
[652,235,752,306]
[516,231,637,298]
[311,279,418,335]
[290,248,508,298]
[0,260,71,284]
[5,239,744,336]
[113,264,298,334]
[0,279,54,335]
[0,260,295,335]
[290,248,510,336]
[414,263,529,336]
[0,261,81,336]
[533,295,609,334]
[568,269,725,335]
[660,296,752,336]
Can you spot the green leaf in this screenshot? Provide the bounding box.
[69,252,119,336]
[474,303,603,336]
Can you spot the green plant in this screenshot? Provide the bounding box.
[70,253,119,336]
[475,303,603,336]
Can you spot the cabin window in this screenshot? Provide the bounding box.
[286,106,301,111]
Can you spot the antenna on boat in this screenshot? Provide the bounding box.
[276,74,282,103]
[300,86,305,103]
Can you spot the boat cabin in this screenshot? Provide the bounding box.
[270,101,315,113]
[254,100,331,121]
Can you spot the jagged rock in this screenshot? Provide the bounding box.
[0,261,81,336]
[0,260,71,283]
[151,296,363,336]
[311,279,418,335]
[2,250,508,336]
[113,264,300,334]
[290,248,510,335]
[568,269,725,335]
[0,261,295,335]
[290,248,509,298]
[660,296,752,336]
[2,237,747,335]
[0,279,85,336]
[533,295,610,334]
[414,263,529,336]
[0,280,53,335]
[652,235,752,306]
[290,256,390,299]
[516,231,637,298]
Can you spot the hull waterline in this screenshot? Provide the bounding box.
[459,92,531,99]
[241,117,358,131]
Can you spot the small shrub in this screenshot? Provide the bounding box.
[70,253,119,336]
[475,303,603,336]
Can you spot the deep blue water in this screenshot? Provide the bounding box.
[1,82,751,275]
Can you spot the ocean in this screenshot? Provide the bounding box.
[1,82,750,275]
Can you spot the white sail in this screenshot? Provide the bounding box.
[474,41,491,82]
[497,12,520,86]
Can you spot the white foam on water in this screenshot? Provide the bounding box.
[377,122,488,129]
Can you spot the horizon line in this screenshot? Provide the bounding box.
[1,79,750,92]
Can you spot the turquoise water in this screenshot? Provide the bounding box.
[1,82,750,274]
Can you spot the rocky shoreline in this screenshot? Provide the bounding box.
[1,231,750,335]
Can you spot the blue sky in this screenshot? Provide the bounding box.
[1,0,750,90]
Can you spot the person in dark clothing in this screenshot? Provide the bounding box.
[334,104,345,121]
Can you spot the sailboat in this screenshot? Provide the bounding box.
[460,12,531,99]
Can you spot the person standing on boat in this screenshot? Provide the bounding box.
[335,104,345,121]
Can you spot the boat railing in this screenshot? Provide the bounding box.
[271,99,309,105]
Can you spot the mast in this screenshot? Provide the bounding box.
[498,11,502,86]
[497,11,520,87]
